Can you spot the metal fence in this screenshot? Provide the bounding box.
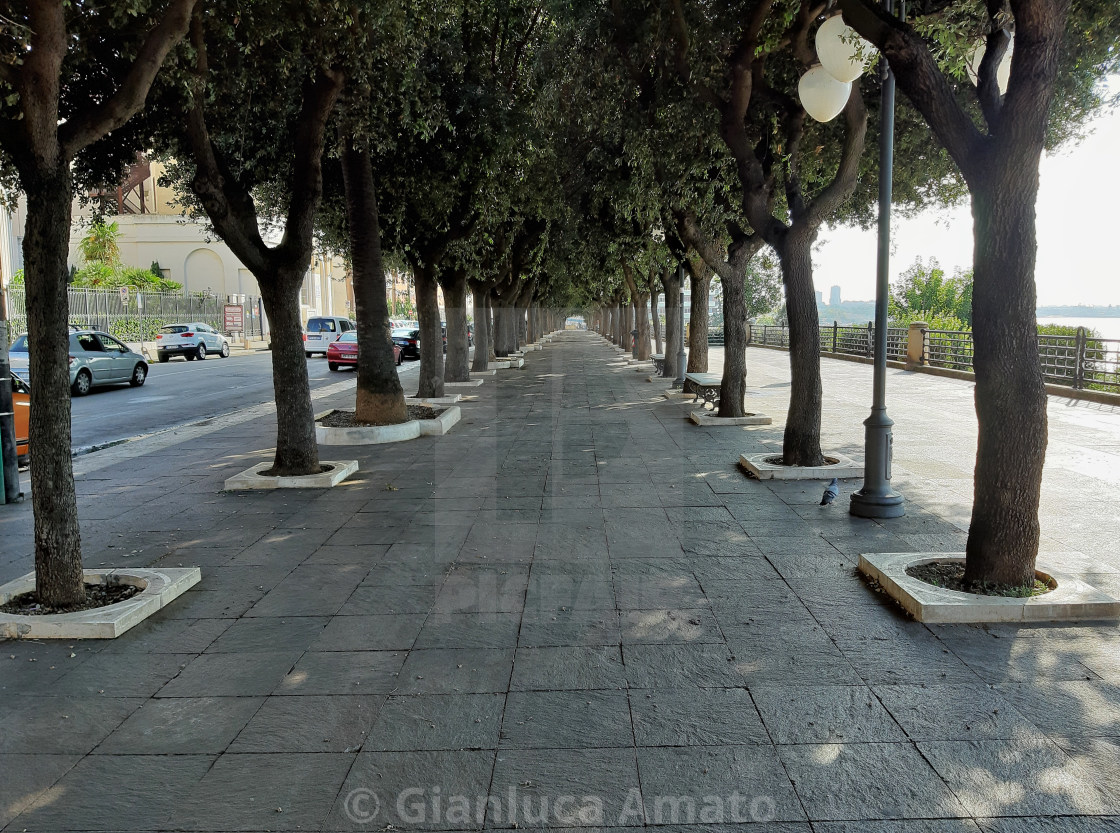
[3,286,265,343]
[737,321,1120,395]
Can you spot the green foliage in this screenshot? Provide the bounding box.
[8,269,23,286]
[78,219,122,267]
[889,257,973,325]
[71,263,182,292]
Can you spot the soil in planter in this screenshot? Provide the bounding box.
[1,582,142,615]
[763,455,840,467]
[318,406,443,428]
[260,465,332,476]
[906,561,1054,598]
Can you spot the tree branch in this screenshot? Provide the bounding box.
[804,83,868,228]
[975,0,1012,129]
[60,0,199,158]
[840,0,986,182]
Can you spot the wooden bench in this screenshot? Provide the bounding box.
[684,372,723,408]
[651,353,666,376]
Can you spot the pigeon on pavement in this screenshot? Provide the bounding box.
[820,477,839,506]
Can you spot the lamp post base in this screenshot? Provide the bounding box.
[849,409,905,519]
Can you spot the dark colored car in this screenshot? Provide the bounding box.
[391,328,420,359]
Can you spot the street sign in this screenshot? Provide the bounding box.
[119,287,128,304]
[224,304,244,332]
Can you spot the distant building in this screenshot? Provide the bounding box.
[829,285,841,306]
[815,290,823,305]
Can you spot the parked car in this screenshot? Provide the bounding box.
[155,322,230,362]
[304,316,356,357]
[9,330,148,396]
[327,332,404,371]
[391,327,421,359]
[11,372,29,466]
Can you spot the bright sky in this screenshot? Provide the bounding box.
[814,75,1120,307]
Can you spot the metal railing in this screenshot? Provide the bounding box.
[738,321,1120,396]
[3,286,265,342]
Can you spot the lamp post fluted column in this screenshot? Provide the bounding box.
[850,0,904,519]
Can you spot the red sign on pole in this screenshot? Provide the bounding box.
[223,304,244,332]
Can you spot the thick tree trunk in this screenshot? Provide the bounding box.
[718,267,748,418]
[259,273,322,475]
[25,170,85,606]
[633,293,651,360]
[688,264,711,373]
[620,301,633,352]
[964,177,1048,587]
[651,289,662,354]
[414,265,444,398]
[661,269,682,379]
[470,281,490,372]
[443,270,471,382]
[487,293,497,360]
[340,139,408,426]
[778,228,825,467]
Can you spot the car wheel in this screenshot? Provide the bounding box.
[129,363,147,387]
[305,351,313,358]
[396,353,402,366]
[186,352,196,361]
[328,362,339,371]
[220,342,230,358]
[196,342,207,360]
[157,352,170,363]
[71,369,92,396]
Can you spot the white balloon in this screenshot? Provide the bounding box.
[816,15,873,83]
[799,65,853,123]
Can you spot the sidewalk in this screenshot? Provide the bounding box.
[2,332,1120,831]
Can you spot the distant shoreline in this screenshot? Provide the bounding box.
[1035,307,1120,318]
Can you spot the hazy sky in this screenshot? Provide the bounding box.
[813,75,1120,307]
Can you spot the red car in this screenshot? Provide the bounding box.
[326,331,402,371]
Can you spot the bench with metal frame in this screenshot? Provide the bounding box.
[683,372,723,408]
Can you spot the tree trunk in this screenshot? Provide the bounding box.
[688,264,711,373]
[651,289,662,354]
[340,138,408,426]
[259,272,322,475]
[487,292,497,360]
[470,281,490,372]
[964,176,1048,587]
[620,300,632,352]
[25,169,85,606]
[778,227,825,467]
[633,293,651,360]
[718,266,748,419]
[414,264,444,398]
[443,270,471,382]
[661,268,682,379]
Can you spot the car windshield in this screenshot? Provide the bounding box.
[160,325,189,334]
[10,334,27,353]
[338,332,358,344]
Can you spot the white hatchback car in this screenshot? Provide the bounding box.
[155,322,231,362]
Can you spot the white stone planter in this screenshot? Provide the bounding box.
[690,411,773,427]
[859,553,1120,623]
[663,390,695,402]
[488,360,511,370]
[418,405,461,436]
[0,568,202,639]
[406,393,462,405]
[446,379,485,387]
[470,369,497,377]
[739,451,861,480]
[225,459,360,489]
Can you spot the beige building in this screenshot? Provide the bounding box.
[4,159,355,324]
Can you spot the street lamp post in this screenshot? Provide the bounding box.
[850,0,904,518]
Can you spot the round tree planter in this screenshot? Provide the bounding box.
[0,568,202,639]
[859,553,1120,623]
[224,460,360,489]
[690,411,773,427]
[739,452,862,480]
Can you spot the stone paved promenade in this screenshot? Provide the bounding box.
[3,331,1120,831]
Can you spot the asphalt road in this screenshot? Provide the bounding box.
[69,350,422,451]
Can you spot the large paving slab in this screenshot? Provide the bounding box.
[2,331,1120,831]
